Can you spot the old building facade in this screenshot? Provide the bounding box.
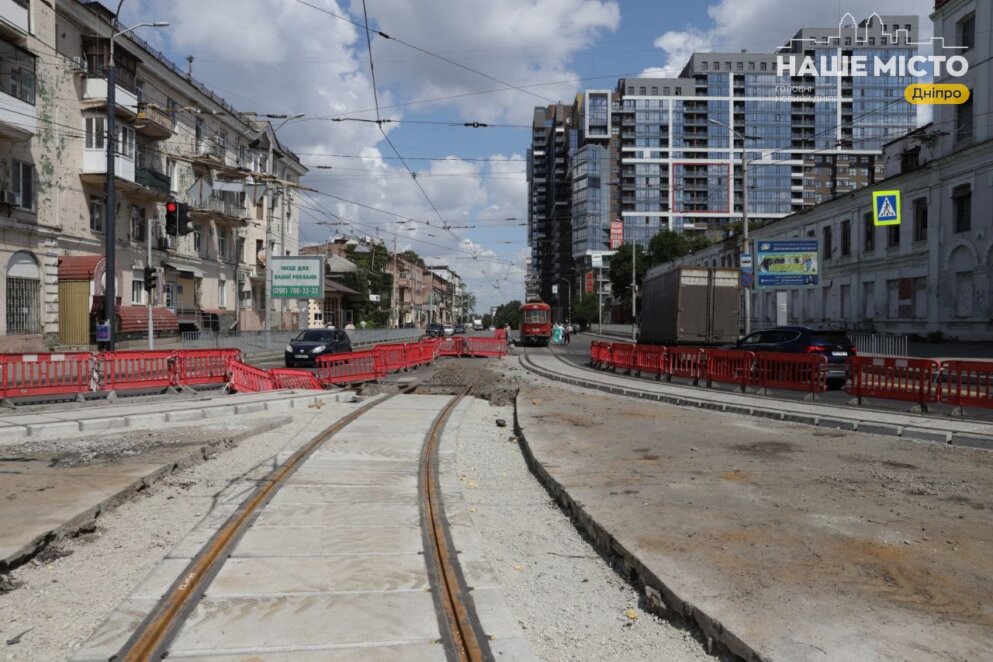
[0,0,306,349]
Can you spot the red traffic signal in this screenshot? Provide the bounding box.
[165,200,178,234]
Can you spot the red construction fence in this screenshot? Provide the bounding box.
[0,332,508,400]
[587,342,993,410]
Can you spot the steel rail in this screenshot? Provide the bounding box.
[420,389,492,662]
[114,390,405,661]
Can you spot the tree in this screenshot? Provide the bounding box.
[571,292,598,329]
[647,230,714,268]
[343,243,394,328]
[492,300,522,328]
[482,313,493,329]
[608,243,649,305]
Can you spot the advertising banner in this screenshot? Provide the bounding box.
[609,220,624,249]
[270,255,324,299]
[756,240,819,287]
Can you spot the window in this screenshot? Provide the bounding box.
[135,78,145,103]
[85,116,105,149]
[218,229,228,262]
[194,224,203,255]
[956,95,973,142]
[650,86,658,95]
[6,252,41,334]
[0,39,37,105]
[841,219,851,256]
[237,237,245,264]
[748,62,755,71]
[822,225,833,260]
[131,272,144,304]
[167,97,178,123]
[760,62,767,71]
[913,198,927,242]
[701,62,709,71]
[863,212,875,251]
[953,184,971,234]
[195,118,205,152]
[118,125,135,159]
[887,223,899,248]
[639,86,646,95]
[130,205,146,242]
[167,158,177,192]
[218,281,227,308]
[11,160,33,211]
[164,282,176,309]
[736,61,743,71]
[89,195,104,232]
[959,13,976,50]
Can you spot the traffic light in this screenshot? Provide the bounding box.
[165,200,178,235]
[176,203,192,236]
[143,266,157,292]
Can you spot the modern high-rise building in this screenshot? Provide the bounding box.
[527,14,923,306]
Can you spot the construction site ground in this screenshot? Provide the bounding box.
[504,355,993,660]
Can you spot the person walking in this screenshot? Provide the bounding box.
[564,322,571,345]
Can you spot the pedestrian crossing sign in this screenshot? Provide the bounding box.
[872,190,901,226]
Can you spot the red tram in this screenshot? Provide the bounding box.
[519,301,552,346]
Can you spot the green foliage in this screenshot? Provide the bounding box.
[570,292,599,328]
[342,244,394,326]
[492,300,523,329]
[648,230,712,265]
[607,243,649,305]
[482,314,493,329]
[400,249,425,267]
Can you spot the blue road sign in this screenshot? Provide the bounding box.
[872,190,901,226]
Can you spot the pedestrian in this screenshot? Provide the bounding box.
[552,322,563,345]
[564,322,571,344]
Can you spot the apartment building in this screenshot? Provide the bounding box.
[0,0,306,349]
[527,14,922,309]
[659,0,991,339]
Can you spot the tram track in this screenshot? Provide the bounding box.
[112,384,491,662]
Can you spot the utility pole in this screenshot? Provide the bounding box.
[741,147,751,336]
[391,229,398,328]
[146,219,154,349]
[630,238,638,341]
[103,10,168,350]
[598,265,603,336]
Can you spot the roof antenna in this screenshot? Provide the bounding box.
[186,54,194,78]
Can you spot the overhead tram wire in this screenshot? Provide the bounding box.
[292,0,556,105]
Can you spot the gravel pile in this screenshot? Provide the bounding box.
[0,401,363,660]
[451,392,713,660]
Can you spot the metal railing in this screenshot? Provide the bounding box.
[847,332,908,357]
[178,328,424,357]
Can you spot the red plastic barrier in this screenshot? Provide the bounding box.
[940,360,993,410]
[173,349,241,387]
[610,343,636,373]
[375,344,408,373]
[666,347,704,385]
[634,344,666,377]
[316,349,380,385]
[418,340,436,365]
[705,349,755,391]
[0,352,94,399]
[227,360,276,393]
[846,356,940,409]
[464,336,507,358]
[754,352,827,394]
[494,328,507,340]
[404,343,423,368]
[98,350,176,391]
[590,341,611,369]
[269,368,324,390]
[437,336,465,357]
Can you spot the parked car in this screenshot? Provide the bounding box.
[443,325,454,336]
[454,324,466,334]
[426,323,445,337]
[731,326,855,385]
[285,328,352,367]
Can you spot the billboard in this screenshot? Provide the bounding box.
[270,255,324,299]
[609,219,624,249]
[756,240,819,287]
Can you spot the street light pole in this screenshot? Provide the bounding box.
[558,277,571,323]
[709,118,758,336]
[630,238,638,341]
[103,7,168,350]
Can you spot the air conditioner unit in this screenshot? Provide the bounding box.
[71,56,88,73]
[0,190,19,206]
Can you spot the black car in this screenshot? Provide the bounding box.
[732,326,856,383]
[285,328,352,367]
[454,324,466,334]
[426,323,445,337]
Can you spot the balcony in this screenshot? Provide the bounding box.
[135,164,170,199]
[134,103,174,140]
[0,90,35,138]
[83,76,139,118]
[192,191,246,223]
[0,0,29,40]
[81,148,135,184]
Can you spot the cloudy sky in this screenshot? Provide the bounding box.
[113,0,934,310]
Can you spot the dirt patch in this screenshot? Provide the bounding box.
[421,360,519,406]
[732,441,796,456]
[720,470,751,482]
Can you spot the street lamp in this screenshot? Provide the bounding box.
[709,118,759,336]
[103,7,168,350]
[558,277,571,323]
